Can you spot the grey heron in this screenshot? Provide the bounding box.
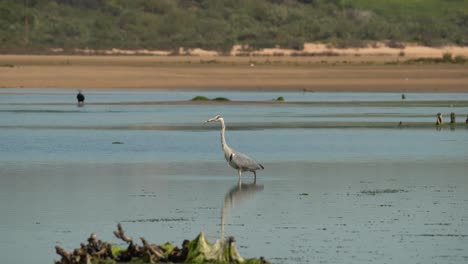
[206,115,264,180]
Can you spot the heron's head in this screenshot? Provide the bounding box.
[205,115,223,123]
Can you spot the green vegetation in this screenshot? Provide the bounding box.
[276,96,285,101]
[212,97,230,101]
[109,244,126,259]
[56,229,269,264]
[342,0,468,47]
[1,0,467,53]
[160,242,176,259]
[55,224,269,264]
[191,96,210,101]
[405,53,468,64]
[191,96,230,101]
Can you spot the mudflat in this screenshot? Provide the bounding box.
[1,55,467,92]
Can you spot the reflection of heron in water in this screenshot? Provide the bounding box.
[220,179,264,241]
[205,115,264,181]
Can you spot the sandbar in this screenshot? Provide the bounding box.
[1,55,467,92]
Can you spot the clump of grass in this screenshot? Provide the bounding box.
[386,40,406,49]
[454,55,467,64]
[0,64,14,68]
[405,53,468,64]
[276,96,285,101]
[191,96,210,101]
[191,96,230,101]
[212,97,230,101]
[200,59,218,64]
[442,52,452,62]
[360,189,407,195]
[112,141,124,144]
[290,51,339,57]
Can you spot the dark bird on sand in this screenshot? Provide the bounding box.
[77,90,85,106]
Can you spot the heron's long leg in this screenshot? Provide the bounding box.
[252,170,257,182]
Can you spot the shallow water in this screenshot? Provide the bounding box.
[1,89,468,264]
[2,88,468,103]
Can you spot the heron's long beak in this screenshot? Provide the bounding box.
[205,117,217,123]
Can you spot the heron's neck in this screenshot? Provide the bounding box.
[218,119,233,162]
[220,119,228,150]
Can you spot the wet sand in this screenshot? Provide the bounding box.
[1,55,468,92]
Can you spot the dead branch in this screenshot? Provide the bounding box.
[55,246,71,264]
[141,237,165,260]
[113,223,133,244]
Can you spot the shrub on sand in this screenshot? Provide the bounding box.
[191,96,210,101]
[212,97,230,101]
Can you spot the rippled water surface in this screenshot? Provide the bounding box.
[1,89,468,264]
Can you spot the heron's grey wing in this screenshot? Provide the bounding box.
[230,151,263,171]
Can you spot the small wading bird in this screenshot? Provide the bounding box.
[206,115,264,181]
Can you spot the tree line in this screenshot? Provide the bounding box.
[1,0,467,53]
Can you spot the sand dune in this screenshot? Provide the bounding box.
[55,42,468,58]
[1,44,468,92]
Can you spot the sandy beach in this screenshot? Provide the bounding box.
[1,53,468,92]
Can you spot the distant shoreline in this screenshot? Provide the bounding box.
[1,54,468,92]
[20,43,468,58]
